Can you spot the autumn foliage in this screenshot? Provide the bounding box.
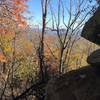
[12,0,28,27]
[0,0,99,99]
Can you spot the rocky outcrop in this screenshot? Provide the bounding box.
[81,7,100,45]
[45,66,100,100]
[87,49,100,66]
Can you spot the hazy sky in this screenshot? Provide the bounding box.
[27,0,69,27]
[27,0,42,26]
[27,0,97,28]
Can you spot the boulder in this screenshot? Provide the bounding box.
[81,7,100,45]
[87,49,100,66]
[45,66,100,100]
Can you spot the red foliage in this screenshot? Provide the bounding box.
[12,0,28,28]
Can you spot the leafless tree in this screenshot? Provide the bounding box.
[49,0,97,74]
[14,0,51,100]
[37,0,50,82]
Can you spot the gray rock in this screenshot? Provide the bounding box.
[87,49,100,66]
[81,7,100,45]
[45,67,100,100]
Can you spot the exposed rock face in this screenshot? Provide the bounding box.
[45,67,100,100]
[81,7,100,45]
[87,49,100,66]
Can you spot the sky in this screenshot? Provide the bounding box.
[26,0,61,25]
[26,0,69,28]
[26,0,97,28]
[27,0,42,26]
